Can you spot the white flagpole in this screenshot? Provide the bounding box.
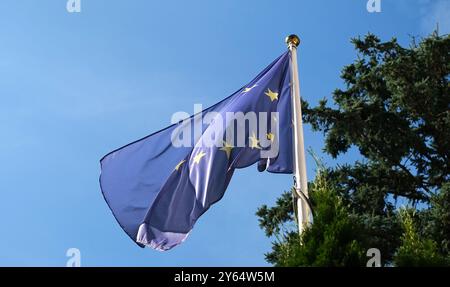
[286,35,312,235]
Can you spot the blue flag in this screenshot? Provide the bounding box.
[100,52,294,250]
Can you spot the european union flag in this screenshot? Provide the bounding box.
[100,52,294,250]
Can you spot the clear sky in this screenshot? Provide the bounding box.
[0,0,448,266]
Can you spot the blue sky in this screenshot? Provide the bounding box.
[0,0,448,266]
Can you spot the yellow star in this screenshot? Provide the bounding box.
[220,141,234,159]
[249,132,261,149]
[242,84,257,93]
[192,151,207,164]
[265,88,278,101]
[174,159,186,171]
[266,133,275,142]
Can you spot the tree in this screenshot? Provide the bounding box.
[394,209,448,267]
[257,32,450,266]
[257,167,366,266]
[420,182,450,256]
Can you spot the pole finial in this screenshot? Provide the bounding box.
[285,34,300,48]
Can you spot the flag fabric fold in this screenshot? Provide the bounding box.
[99,52,294,250]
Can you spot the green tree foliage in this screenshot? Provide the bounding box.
[394,209,448,266]
[420,182,450,255]
[257,168,366,266]
[257,32,450,266]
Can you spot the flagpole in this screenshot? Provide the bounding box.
[286,34,312,236]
